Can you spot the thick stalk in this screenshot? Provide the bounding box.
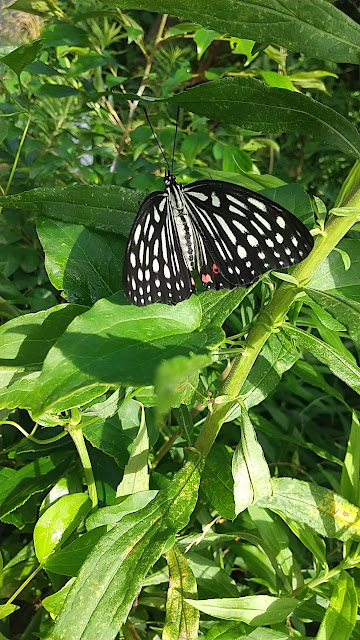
[195,187,360,458]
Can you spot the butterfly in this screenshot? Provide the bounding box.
[123,113,314,307]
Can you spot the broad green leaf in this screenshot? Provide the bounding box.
[0,185,145,236]
[31,293,221,417]
[0,453,73,521]
[187,552,240,599]
[261,184,314,229]
[185,595,298,625]
[42,579,75,617]
[0,120,8,146]
[86,490,158,531]
[34,494,91,563]
[205,622,290,640]
[0,603,19,620]
[37,84,79,98]
[196,167,285,191]
[42,21,88,47]
[0,541,37,599]
[116,404,149,497]
[37,218,127,305]
[309,239,360,301]
[341,411,360,507]
[155,353,210,414]
[0,40,42,76]
[242,332,299,410]
[82,389,121,421]
[247,506,301,590]
[304,295,347,332]
[51,456,203,640]
[261,71,294,91]
[44,527,107,576]
[163,545,199,640]
[306,289,360,354]
[112,0,360,63]
[170,77,360,159]
[235,543,278,592]
[201,444,236,520]
[222,146,253,173]
[0,304,87,410]
[259,477,360,542]
[199,285,257,329]
[232,408,272,515]
[83,398,140,469]
[230,38,258,65]
[283,325,360,395]
[284,518,327,569]
[0,272,27,303]
[181,131,210,166]
[316,571,357,640]
[194,28,220,60]
[5,0,50,15]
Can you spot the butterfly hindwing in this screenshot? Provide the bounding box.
[183,180,314,288]
[123,191,194,306]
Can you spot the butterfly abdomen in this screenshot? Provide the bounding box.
[167,181,196,271]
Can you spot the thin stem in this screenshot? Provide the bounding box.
[4,112,31,197]
[0,565,42,618]
[0,420,68,446]
[67,415,98,510]
[195,186,360,458]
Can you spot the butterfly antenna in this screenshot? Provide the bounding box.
[171,106,180,175]
[143,107,170,175]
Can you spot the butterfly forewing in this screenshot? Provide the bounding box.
[183,180,314,290]
[123,191,194,306]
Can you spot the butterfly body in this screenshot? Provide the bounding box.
[123,174,314,307]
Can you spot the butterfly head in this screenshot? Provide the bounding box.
[164,173,178,188]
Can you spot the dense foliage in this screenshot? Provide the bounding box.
[0,1,360,638]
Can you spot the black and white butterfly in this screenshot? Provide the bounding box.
[123,114,314,307]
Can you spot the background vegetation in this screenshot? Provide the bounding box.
[0,1,360,638]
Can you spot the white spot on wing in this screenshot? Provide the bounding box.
[275,233,283,244]
[153,238,159,257]
[153,258,159,273]
[154,208,160,223]
[191,191,208,201]
[130,252,136,268]
[226,194,249,210]
[159,198,166,212]
[148,225,154,242]
[211,192,221,207]
[276,216,286,228]
[164,264,171,279]
[248,197,267,212]
[237,245,247,259]
[254,212,271,230]
[137,268,143,281]
[214,215,236,245]
[133,224,141,245]
[233,220,248,234]
[291,236,298,246]
[247,235,259,247]
[265,238,274,248]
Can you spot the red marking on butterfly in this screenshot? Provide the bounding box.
[212,263,219,274]
[191,276,196,286]
[202,273,213,284]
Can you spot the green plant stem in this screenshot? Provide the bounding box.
[67,419,98,510]
[0,420,68,446]
[195,186,360,458]
[0,565,42,618]
[4,112,31,197]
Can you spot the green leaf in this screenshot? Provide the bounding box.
[170,77,360,159]
[0,120,8,146]
[0,453,74,521]
[283,324,360,396]
[83,399,140,469]
[37,84,79,98]
[201,444,236,520]
[163,545,199,640]
[0,304,87,410]
[240,332,299,411]
[259,477,360,542]
[185,594,298,625]
[0,603,19,620]
[37,218,127,305]
[116,404,149,497]
[315,571,357,640]
[0,40,42,76]
[306,289,360,354]
[0,185,145,236]
[304,294,347,332]
[155,353,211,415]
[194,28,220,59]
[205,622,290,640]
[4,0,50,15]
[34,494,91,563]
[44,527,107,576]
[341,411,360,507]
[261,183,314,229]
[260,71,295,91]
[31,293,221,417]
[181,131,210,166]
[42,579,75,617]
[187,551,240,599]
[310,239,360,301]
[51,456,203,640]
[86,490,158,531]
[222,146,253,173]
[42,22,88,47]
[232,408,272,515]
[112,0,360,63]
[196,167,285,191]
[199,286,257,329]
